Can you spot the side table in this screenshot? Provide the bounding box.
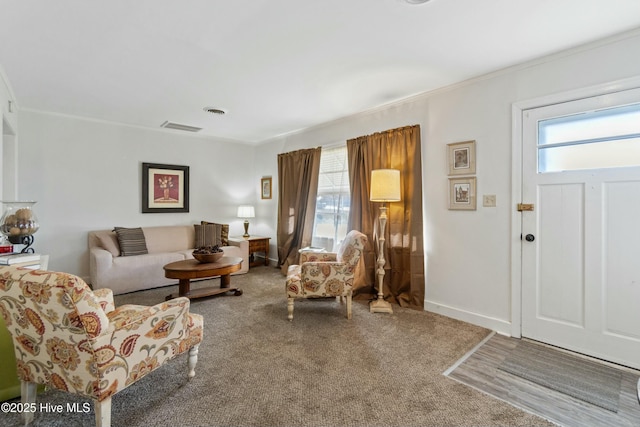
[237,236,270,268]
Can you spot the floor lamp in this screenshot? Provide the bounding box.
[369,169,401,314]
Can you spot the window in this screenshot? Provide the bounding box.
[538,102,640,173]
[312,145,350,252]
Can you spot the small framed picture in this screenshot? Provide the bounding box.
[448,177,476,210]
[142,163,189,213]
[447,140,476,176]
[261,177,272,199]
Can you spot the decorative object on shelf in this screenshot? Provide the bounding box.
[0,201,39,253]
[142,162,190,213]
[447,140,476,176]
[261,177,272,199]
[0,252,40,265]
[237,205,255,237]
[0,236,13,254]
[369,169,401,314]
[448,177,477,210]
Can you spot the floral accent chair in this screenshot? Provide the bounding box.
[0,266,203,427]
[285,230,367,320]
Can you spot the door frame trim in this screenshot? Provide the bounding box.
[510,75,640,338]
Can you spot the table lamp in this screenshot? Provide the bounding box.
[237,205,255,238]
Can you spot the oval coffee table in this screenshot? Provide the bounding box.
[164,256,243,300]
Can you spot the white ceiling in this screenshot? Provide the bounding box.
[1,0,640,144]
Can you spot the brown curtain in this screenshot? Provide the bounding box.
[277,147,322,274]
[347,125,425,309]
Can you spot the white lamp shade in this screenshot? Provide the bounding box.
[237,205,255,218]
[370,169,401,202]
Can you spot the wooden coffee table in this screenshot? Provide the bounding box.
[164,256,243,300]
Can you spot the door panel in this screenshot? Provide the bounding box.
[522,89,640,369]
[604,182,640,340]
[537,183,585,325]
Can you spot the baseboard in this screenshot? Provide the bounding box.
[258,256,277,267]
[424,300,511,336]
[250,255,277,268]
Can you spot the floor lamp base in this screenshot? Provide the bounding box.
[370,298,393,314]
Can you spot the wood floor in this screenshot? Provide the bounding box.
[445,333,640,427]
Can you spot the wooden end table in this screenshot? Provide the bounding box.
[236,236,270,268]
[164,256,243,300]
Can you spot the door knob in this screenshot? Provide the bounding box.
[525,234,535,242]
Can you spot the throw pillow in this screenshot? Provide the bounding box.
[201,221,229,246]
[97,232,120,257]
[194,223,222,248]
[112,227,148,256]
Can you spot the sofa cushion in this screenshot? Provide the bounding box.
[143,226,195,253]
[201,221,228,246]
[194,223,222,248]
[113,227,148,256]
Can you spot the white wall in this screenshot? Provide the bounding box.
[254,29,640,334]
[0,66,18,202]
[16,111,257,281]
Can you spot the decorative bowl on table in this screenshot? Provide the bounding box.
[192,246,224,263]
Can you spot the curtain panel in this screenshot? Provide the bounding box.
[276,147,322,274]
[347,125,425,309]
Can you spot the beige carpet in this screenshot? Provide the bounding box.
[0,267,554,427]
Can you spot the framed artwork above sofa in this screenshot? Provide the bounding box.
[142,162,190,213]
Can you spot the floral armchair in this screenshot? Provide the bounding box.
[0,266,203,427]
[285,230,367,320]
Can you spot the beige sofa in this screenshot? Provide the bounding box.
[88,225,249,295]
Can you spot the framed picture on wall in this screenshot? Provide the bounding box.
[142,162,190,213]
[261,177,272,199]
[448,177,476,210]
[447,140,476,175]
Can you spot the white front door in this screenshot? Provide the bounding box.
[521,88,640,369]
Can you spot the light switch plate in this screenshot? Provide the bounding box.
[483,194,496,207]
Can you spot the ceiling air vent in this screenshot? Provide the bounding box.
[160,121,202,133]
[203,107,227,115]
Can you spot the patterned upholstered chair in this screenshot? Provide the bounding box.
[0,266,203,427]
[285,230,367,320]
